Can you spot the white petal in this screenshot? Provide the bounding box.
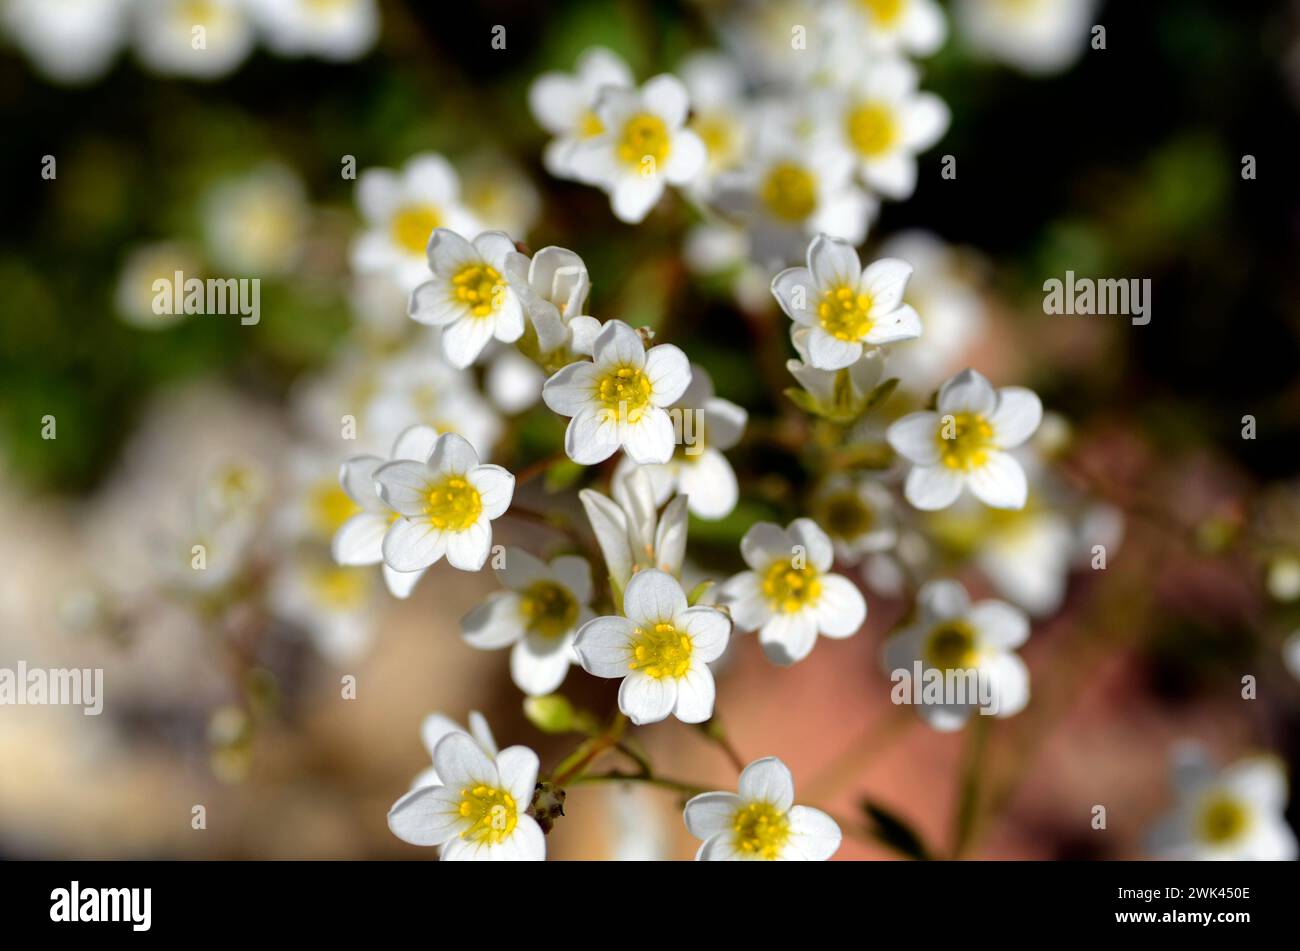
[719,571,770,631]
[542,360,599,418]
[405,155,459,204]
[653,494,690,575]
[566,407,622,465]
[445,520,492,571]
[677,449,738,519]
[426,227,478,276]
[644,344,691,405]
[904,464,964,510]
[983,652,1030,719]
[784,805,842,860]
[789,517,834,571]
[697,833,742,861]
[1223,757,1289,812]
[807,328,864,370]
[758,611,819,665]
[705,398,747,451]
[332,512,388,566]
[391,424,441,462]
[937,368,997,415]
[740,522,795,569]
[968,599,1029,650]
[642,72,689,126]
[495,744,540,805]
[467,711,497,754]
[918,579,971,620]
[967,451,1028,509]
[373,460,435,516]
[861,258,913,312]
[618,671,678,725]
[809,234,862,289]
[573,615,636,677]
[409,280,465,327]
[578,489,633,586]
[441,315,496,369]
[470,464,515,519]
[387,784,463,846]
[664,129,706,184]
[593,319,646,368]
[549,554,594,605]
[382,517,446,572]
[623,568,688,625]
[461,592,524,649]
[738,756,795,811]
[677,606,731,662]
[511,636,573,696]
[683,792,742,840]
[989,387,1043,448]
[814,574,867,638]
[339,455,384,507]
[383,563,426,599]
[430,432,481,476]
[673,663,717,723]
[902,93,950,150]
[612,175,665,223]
[887,411,942,464]
[622,409,676,465]
[420,713,465,759]
[865,304,922,345]
[771,266,817,326]
[356,168,399,221]
[432,732,497,789]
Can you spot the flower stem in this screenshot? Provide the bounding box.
[951,714,992,859]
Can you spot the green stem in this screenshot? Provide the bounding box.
[951,714,992,859]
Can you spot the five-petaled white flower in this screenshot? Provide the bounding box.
[410,229,525,369]
[833,0,947,57]
[542,319,692,466]
[350,153,480,291]
[613,364,749,520]
[1147,745,1298,861]
[720,518,867,665]
[684,756,842,861]
[881,579,1030,731]
[773,234,921,371]
[373,432,514,573]
[528,46,634,181]
[388,733,545,861]
[887,368,1042,510]
[568,74,707,223]
[573,569,731,725]
[461,548,596,697]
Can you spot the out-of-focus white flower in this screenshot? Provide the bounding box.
[461,548,595,697]
[574,569,731,725]
[133,0,255,80]
[568,74,707,223]
[713,0,824,87]
[773,234,921,370]
[1267,557,1300,602]
[332,424,440,599]
[684,756,841,860]
[1147,745,1297,861]
[956,0,1097,76]
[408,229,525,369]
[411,711,497,790]
[829,0,946,58]
[608,785,669,860]
[201,162,309,277]
[388,734,545,861]
[373,433,515,573]
[542,319,692,465]
[579,468,689,591]
[246,0,378,61]
[810,473,898,563]
[612,364,748,520]
[485,347,547,414]
[679,51,751,194]
[280,447,361,546]
[269,550,377,661]
[350,153,480,291]
[888,369,1042,510]
[721,517,867,665]
[113,241,201,330]
[460,153,540,240]
[1,0,129,84]
[504,245,600,372]
[529,46,634,180]
[829,57,949,200]
[882,578,1030,730]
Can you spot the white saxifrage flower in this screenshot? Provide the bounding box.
[269,551,377,662]
[613,364,748,520]
[956,0,1097,76]
[773,234,922,371]
[409,229,525,369]
[881,579,1030,731]
[542,319,692,465]
[373,432,515,572]
[573,569,731,725]
[720,518,867,666]
[201,162,309,277]
[388,733,545,861]
[332,424,441,599]
[246,0,378,61]
[529,46,634,180]
[503,245,601,371]
[567,74,707,223]
[833,0,947,57]
[831,57,950,200]
[887,368,1042,510]
[810,473,898,564]
[684,756,842,861]
[1,0,129,85]
[579,468,689,591]
[678,51,751,194]
[461,548,596,697]
[350,153,480,291]
[1147,745,1298,861]
[133,0,254,80]
[411,710,497,789]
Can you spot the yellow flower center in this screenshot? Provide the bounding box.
[629,622,693,680]
[861,0,906,27]
[1197,794,1250,845]
[425,476,483,531]
[924,620,980,672]
[733,801,791,860]
[309,481,361,536]
[596,366,653,422]
[390,203,442,254]
[578,110,605,139]
[846,102,899,158]
[936,412,995,471]
[307,565,369,610]
[761,559,823,614]
[451,262,504,318]
[817,284,874,341]
[760,162,818,222]
[617,113,671,167]
[821,490,875,539]
[691,114,738,168]
[457,784,518,845]
[520,580,579,639]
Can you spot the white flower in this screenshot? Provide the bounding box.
[830,57,950,200]
[810,473,898,564]
[350,153,480,291]
[528,46,634,181]
[373,432,514,573]
[786,336,887,421]
[887,368,1043,510]
[773,234,922,371]
[485,347,547,414]
[1,0,128,85]
[678,51,751,194]
[461,548,596,696]
[573,569,730,725]
[612,364,748,520]
[408,229,525,369]
[461,152,541,239]
[579,468,689,590]
[568,74,707,223]
[956,0,1097,76]
[1147,745,1297,861]
[684,756,841,861]
[269,551,376,662]
[113,241,201,330]
[720,518,867,665]
[246,0,378,61]
[542,319,692,465]
[834,0,946,57]
[503,245,601,370]
[882,579,1030,731]
[388,733,545,861]
[133,0,254,80]
[332,424,443,599]
[201,162,309,277]
[411,710,497,789]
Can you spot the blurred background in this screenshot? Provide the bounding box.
[1,0,1299,860]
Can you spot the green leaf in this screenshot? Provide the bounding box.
[783,386,827,418]
[864,377,900,412]
[860,799,932,860]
